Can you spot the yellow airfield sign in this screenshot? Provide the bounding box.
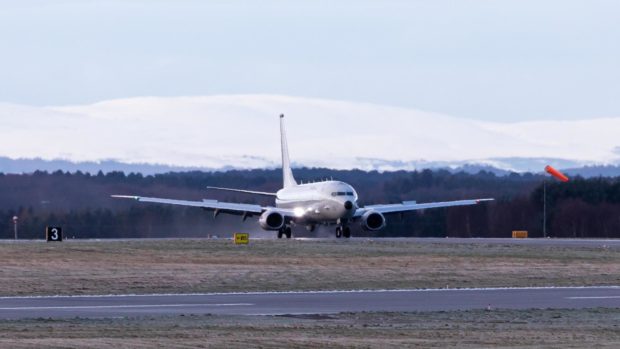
[512,231,528,239]
[234,233,249,245]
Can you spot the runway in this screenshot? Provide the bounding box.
[3,237,620,248]
[307,237,620,248]
[1,287,619,320]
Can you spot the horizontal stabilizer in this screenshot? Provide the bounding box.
[206,186,278,197]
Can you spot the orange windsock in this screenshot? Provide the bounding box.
[545,165,569,182]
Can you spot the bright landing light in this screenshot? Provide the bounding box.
[293,207,306,217]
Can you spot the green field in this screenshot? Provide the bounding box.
[0,239,618,296]
[1,309,619,348]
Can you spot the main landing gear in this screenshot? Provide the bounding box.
[277,226,292,239]
[336,225,351,239]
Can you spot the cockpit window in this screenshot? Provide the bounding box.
[332,192,355,196]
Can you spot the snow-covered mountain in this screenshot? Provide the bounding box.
[1,95,619,173]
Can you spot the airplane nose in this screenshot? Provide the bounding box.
[344,201,353,210]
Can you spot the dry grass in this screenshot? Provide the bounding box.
[0,239,618,296]
[1,309,619,348]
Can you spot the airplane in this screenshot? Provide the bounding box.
[113,115,493,239]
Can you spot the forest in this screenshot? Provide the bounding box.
[0,168,619,239]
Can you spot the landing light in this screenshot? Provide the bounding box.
[294,207,305,217]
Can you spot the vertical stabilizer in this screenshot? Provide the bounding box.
[280,114,297,188]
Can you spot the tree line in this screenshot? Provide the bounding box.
[0,169,618,239]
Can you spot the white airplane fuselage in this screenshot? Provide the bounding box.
[276,180,358,224]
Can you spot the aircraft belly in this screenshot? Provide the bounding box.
[277,199,344,223]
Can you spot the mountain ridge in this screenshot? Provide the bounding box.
[1,95,618,171]
[2,156,620,178]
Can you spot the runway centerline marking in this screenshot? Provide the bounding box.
[566,296,620,300]
[0,303,254,311]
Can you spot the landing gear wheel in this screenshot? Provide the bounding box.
[336,227,343,239]
[343,226,351,239]
[278,226,292,239]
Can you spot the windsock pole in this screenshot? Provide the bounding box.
[543,180,547,238]
[543,166,569,238]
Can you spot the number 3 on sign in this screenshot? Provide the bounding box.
[46,227,63,242]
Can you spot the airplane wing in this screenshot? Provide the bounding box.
[355,198,494,216]
[111,195,292,216]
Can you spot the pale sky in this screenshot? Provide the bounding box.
[0,0,619,121]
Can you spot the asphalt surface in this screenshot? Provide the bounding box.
[297,237,620,248]
[388,237,620,248]
[1,287,620,320]
[3,237,620,248]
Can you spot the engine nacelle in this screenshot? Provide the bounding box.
[361,210,387,231]
[259,210,285,231]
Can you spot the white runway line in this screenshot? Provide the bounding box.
[566,296,620,300]
[2,285,620,300]
[0,303,254,311]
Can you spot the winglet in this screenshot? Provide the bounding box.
[475,198,495,204]
[111,195,140,201]
[280,114,297,188]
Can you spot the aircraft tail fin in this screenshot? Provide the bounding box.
[280,114,297,188]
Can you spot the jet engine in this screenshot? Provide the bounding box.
[360,210,386,231]
[259,210,285,231]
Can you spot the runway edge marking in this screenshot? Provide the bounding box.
[2,286,620,300]
[0,303,254,311]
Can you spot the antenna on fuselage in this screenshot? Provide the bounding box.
[280,114,298,188]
